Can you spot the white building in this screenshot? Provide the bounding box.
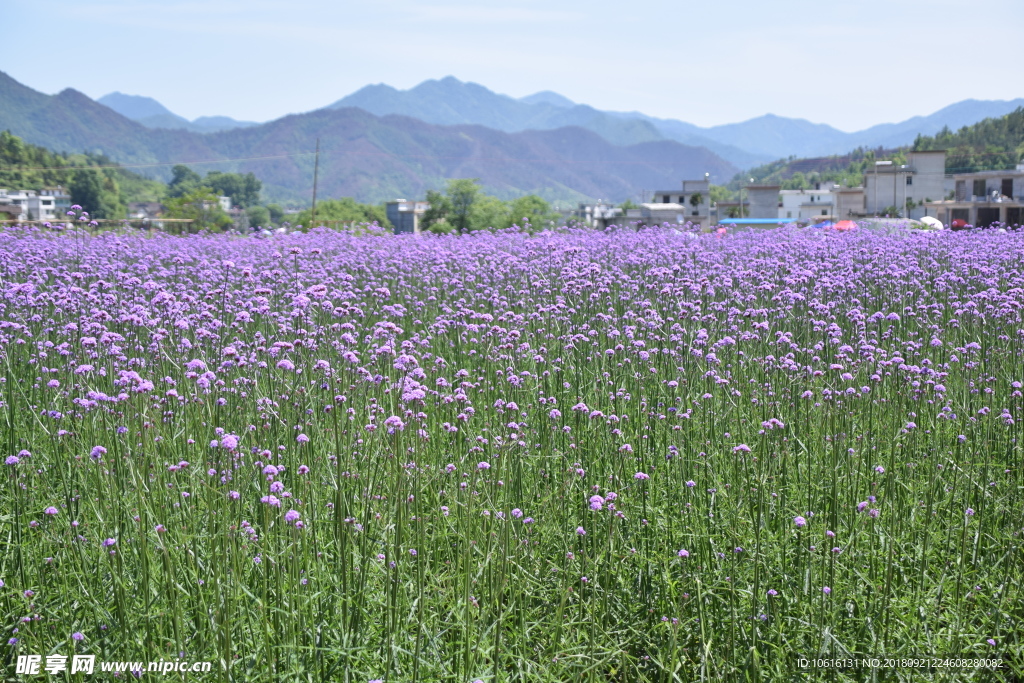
[574,202,623,228]
[0,189,33,221]
[922,165,1024,228]
[650,179,711,228]
[863,150,947,219]
[0,187,72,222]
[779,185,836,221]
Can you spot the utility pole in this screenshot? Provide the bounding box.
[310,138,320,229]
[874,158,892,217]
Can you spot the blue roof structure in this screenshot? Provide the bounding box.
[716,218,799,225]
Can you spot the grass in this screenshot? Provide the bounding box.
[0,223,1020,681]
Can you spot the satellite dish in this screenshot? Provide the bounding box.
[920,216,943,230]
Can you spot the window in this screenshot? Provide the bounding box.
[955,180,966,201]
[906,176,912,185]
[787,211,792,218]
[973,179,987,198]
[1002,178,1013,197]
[662,195,670,203]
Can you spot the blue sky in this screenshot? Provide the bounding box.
[4,0,1021,131]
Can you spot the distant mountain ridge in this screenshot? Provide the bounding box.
[329,77,766,169]
[0,71,737,206]
[330,77,1024,166]
[98,92,260,133]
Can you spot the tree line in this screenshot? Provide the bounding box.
[1,131,563,232]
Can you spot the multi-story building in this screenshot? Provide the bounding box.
[922,165,1024,227]
[650,179,711,228]
[386,199,429,234]
[574,202,623,228]
[29,187,71,222]
[0,187,72,222]
[0,189,33,221]
[863,150,947,218]
[745,185,780,219]
[779,184,835,221]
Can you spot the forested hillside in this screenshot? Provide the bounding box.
[0,131,164,218]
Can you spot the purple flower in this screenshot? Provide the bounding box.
[72,632,84,641]
[5,456,18,466]
[633,472,649,480]
[575,526,586,536]
[822,586,831,595]
[44,506,59,516]
[685,480,695,488]
[733,444,751,453]
[767,589,778,596]
[677,549,689,557]
[261,495,281,507]
[102,538,116,547]
[868,509,880,518]
[794,516,806,528]
[284,510,300,523]
[296,433,309,444]
[965,508,975,516]
[477,461,490,470]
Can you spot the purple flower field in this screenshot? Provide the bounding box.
[0,223,1021,680]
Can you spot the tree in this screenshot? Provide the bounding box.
[506,194,559,231]
[291,198,390,230]
[421,190,452,232]
[469,194,508,232]
[446,179,481,234]
[205,171,261,208]
[620,199,639,210]
[266,204,285,225]
[69,169,124,219]
[246,205,270,230]
[689,192,703,209]
[167,165,203,199]
[163,188,233,232]
[709,185,733,204]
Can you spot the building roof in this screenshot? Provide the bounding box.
[952,169,1024,179]
[718,218,798,224]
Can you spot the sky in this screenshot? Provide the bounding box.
[3,0,1022,132]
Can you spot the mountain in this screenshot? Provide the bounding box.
[329,77,1024,169]
[519,91,576,108]
[98,91,259,133]
[330,77,764,169]
[0,71,737,205]
[846,99,1024,151]
[97,92,183,121]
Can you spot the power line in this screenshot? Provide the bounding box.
[0,152,317,173]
